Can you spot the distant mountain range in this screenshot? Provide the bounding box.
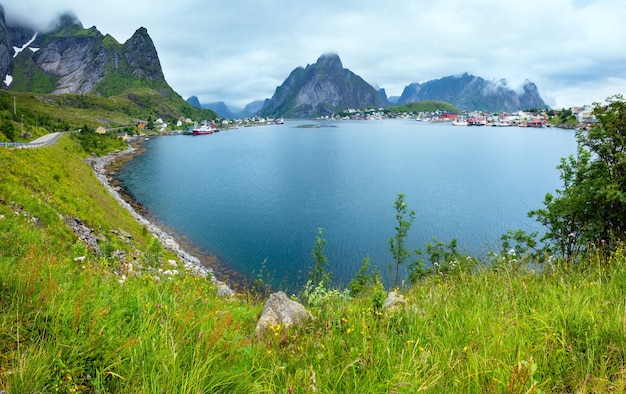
[191,55,548,118]
[0,5,216,120]
[186,97,268,119]
[397,73,547,113]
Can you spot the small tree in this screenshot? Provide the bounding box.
[388,193,416,289]
[530,95,626,257]
[309,227,331,286]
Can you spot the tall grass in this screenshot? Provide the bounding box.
[1,135,625,392]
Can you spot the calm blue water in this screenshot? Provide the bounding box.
[116,120,577,288]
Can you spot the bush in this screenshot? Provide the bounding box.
[530,95,626,257]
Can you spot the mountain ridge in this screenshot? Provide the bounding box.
[398,73,547,112]
[258,53,387,118]
[0,6,217,121]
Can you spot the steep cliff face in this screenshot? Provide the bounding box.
[260,53,386,118]
[4,12,167,96]
[0,6,11,82]
[122,27,164,82]
[398,73,548,112]
[34,30,108,94]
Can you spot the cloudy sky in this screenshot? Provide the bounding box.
[4,0,626,109]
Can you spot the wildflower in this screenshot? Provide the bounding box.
[419,346,425,352]
[73,256,86,262]
[267,350,272,355]
[341,317,348,323]
[463,346,469,352]
[568,232,576,237]
[168,259,178,267]
[346,327,354,334]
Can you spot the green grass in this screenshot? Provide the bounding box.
[1,88,217,142]
[1,134,626,392]
[385,100,461,114]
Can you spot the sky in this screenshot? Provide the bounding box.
[4,0,626,109]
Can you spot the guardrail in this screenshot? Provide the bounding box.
[2,141,48,148]
[2,132,65,149]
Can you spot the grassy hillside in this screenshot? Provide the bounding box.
[0,90,217,142]
[386,100,460,114]
[1,130,626,391]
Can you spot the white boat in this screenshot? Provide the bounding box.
[452,120,468,126]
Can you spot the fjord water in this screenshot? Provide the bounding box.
[116,120,577,288]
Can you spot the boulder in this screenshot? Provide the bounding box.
[255,291,312,336]
[383,291,407,312]
[215,280,236,298]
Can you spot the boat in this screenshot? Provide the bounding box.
[192,124,217,135]
[452,120,468,126]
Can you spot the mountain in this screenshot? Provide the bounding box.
[242,99,269,117]
[0,8,216,121]
[186,96,267,119]
[3,12,167,95]
[398,73,547,112]
[186,95,202,109]
[259,53,387,118]
[199,101,238,119]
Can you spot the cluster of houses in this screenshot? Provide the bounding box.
[92,104,598,139]
[329,105,599,128]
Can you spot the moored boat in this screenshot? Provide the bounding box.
[192,124,217,135]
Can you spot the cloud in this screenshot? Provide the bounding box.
[4,0,626,108]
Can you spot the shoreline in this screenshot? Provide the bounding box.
[88,139,239,296]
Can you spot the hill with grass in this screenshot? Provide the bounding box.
[0,89,216,143]
[385,100,460,114]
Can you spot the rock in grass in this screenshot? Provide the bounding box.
[383,290,407,312]
[255,291,312,336]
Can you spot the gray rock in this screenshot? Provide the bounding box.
[64,217,102,254]
[383,290,407,312]
[255,291,312,336]
[216,281,236,298]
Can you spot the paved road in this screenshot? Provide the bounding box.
[1,132,65,148]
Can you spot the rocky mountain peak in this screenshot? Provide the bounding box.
[315,53,343,72]
[51,12,84,32]
[259,53,386,118]
[123,26,164,82]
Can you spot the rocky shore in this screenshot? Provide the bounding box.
[87,143,236,297]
